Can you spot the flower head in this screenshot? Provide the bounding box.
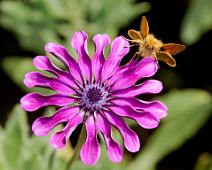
[20,31,167,165]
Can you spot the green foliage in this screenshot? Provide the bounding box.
[128,89,212,170]
[0,0,150,91]
[1,56,35,91]
[0,105,127,170]
[181,0,212,45]
[0,0,150,53]
[194,153,212,170]
[0,105,67,170]
[0,0,211,169]
[1,56,57,94]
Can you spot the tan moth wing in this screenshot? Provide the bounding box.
[156,51,176,67]
[140,16,149,38]
[161,43,186,55]
[128,30,142,40]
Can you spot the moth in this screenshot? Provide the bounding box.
[127,16,186,67]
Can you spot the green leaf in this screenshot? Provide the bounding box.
[3,105,28,169]
[0,104,69,170]
[0,103,126,170]
[128,89,212,170]
[181,0,212,44]
[1,56,54,94]
[1,56,35,91]
[0,1,61,52]
[0,128,10,170]
[194,153,212,170]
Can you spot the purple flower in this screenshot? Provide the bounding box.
[20,31,167,165]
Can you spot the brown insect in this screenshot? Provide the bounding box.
[127,16,186,67]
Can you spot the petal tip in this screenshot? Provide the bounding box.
[50,132,67,149]
[33,56,49,70]
[45,42,62,53]
[124,131,140,152]
[20,94,38,112]
[80,147,100,166]
[32,119,49,136]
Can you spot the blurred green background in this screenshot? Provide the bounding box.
[0,0,212,170]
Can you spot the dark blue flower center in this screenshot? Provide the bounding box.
[79,83,108,112]
[87,88,102,103]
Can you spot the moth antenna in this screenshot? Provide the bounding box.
[122,36,137,42]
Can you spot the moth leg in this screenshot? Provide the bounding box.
[133,51,142,59]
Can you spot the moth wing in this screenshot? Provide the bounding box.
[140,16,149,38]
[128,29,142,40]
[161,43,186,55]
[156,51,176,67]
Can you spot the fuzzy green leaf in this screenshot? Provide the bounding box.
[128,89,212,170]
[181,0,212,44]
[1,57,35,91]
[0,0,150,53]
[1,56,54,94]
[3,105,28,169]
[0,105,67,170]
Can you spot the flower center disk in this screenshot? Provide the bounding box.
[79,83,108,112]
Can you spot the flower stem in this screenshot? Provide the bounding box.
[66,125,86,170]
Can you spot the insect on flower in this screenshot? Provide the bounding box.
[127,16,186,67]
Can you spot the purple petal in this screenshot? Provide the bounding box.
[33,56,77,87]
[113,79,163,97]
[111,98,168,119]
[101,36,129,82]
[45,43,83,83]
[80,115,100,165]
[32,107,79,136]
[107,59,140,86]
[71,31,92,82]
[24,72,75,95]
[92,34,111,81]
[121,58,140,70]
[110,105,159,129]
[110,57,158,91]
[20,92,75,112]
[50,111,84,149]
[97,114,123,162]
[104,111,140,152]
[33,55,62,74]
